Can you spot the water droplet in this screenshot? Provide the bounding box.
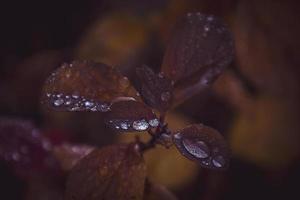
[72,94,79,99]
[161,92,171,102]
[204,25,210,32]
[46,93,51,97]
[115,126,120,129]
[174,132,181,139]
[12,152,20,161]
[97,103,110,112]
[90,106,97,111]
[71,107,80,111]
[202,160,210,166]
[84,101,94,107]
[65,70,72,78]
[149,119,159,127]
[132,119,149,131]
[53,99,64,106]
[182,139,210,159]
[65,100,72,105]
[56,93,63,98]
[212,155,225,168]
[120,122,129,130]
[119,77,130,87]
[207,16,214,21]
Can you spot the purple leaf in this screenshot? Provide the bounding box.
[161,13,234,105]
[136,65,173,112]
[0,118,59,177]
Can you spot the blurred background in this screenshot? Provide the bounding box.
[0,0,300,199]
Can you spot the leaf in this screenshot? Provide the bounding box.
[105,100,159,132]
[161,12,234,105]
[65,144,147,200]
[135,65,173,112]
[117,112,199,189]
[52,143,95,171]
[41,60,139,112]
[173,124,230,170]
[0,118,58,177]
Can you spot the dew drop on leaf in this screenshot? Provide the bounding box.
[173,124,230,170]
[212,155,226,168]
[105,100,157,132]
[182,139,210,159]
[148,118,159,128]
[41,60,139,112]
[132,119,149,131]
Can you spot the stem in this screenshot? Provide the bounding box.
[139,113,171,153]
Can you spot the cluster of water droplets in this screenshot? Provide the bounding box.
[46,93,111,112]
[186,12,222,38]
[174,132,226,168]
[109,118,159,131]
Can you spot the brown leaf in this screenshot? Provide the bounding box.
[135,66,173,112]
[161,12,234,105]
[65,144,147,200]
[41,60,139,112]
[52,143,95,171]
[105,100,159,132]
[173,124,230,170]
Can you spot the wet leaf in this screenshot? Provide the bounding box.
[65,144,146,200]
[52,143,95,171]
[41,60,139,112]
[161,12,234,105]
[117,112,199,189]
[136,65,173,112]
[173,124,230,170]
[0,118,58,177]
[105,100,159,132]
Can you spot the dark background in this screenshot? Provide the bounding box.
[0,0,300,199]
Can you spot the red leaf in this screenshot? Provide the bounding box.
[0,118,58,177]
[136,66,173,112]
[161,13,234,105]
[65,144,147,200]
[173,124,230,170]
[105,100,159,132]
[41,60,139,112]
